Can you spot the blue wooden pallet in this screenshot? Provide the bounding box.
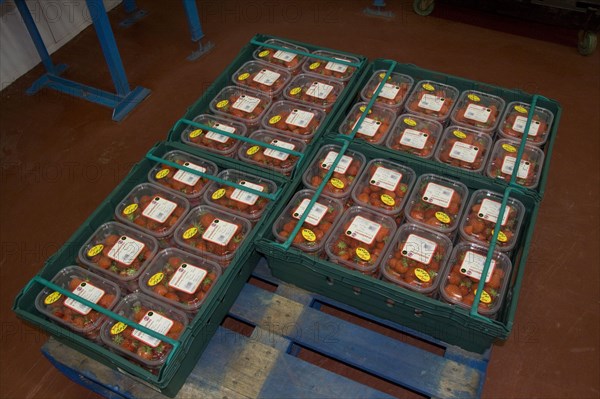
[41,258,490,399]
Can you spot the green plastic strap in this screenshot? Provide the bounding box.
[250,39,362,68]
[145,151,280,201]
[508,95,539,186]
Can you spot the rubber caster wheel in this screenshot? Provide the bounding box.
[578,30,597,56]
[413,0,434,16]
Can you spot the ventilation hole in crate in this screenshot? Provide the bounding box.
[221,316,255,337]
[248,276,278,292]
[385,299,395,308]
[414,309,423,318]
[352,287,361,295]
[326,276,334,286]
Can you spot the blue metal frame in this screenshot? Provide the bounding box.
[13,0,150,122]
[182,0,215,60]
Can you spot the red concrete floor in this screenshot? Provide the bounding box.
[1,0,598,398]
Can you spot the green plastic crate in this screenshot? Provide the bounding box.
[324,59,562,201]
[13,140,287,397]
[255,135,541,353]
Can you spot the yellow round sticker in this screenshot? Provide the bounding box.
[216,100,229,109]
[422,83,435,91]
[378,72,391,80]
[155,169,170,179]
[403,118,417,127]
[290,87,302,96]
[87,244,104,258]
[148,272,164,286]
[246,145,261,155]
[356,247,371,261]
[330,178,345,189]
[309,62,320,70]
[189,129,203,138]
[380,194,395,206]
[414,268,431,282]
[502,143,517,153]
[359,105,372,114]
[110,322,128,335]
[269,115,282,125]
[514,105,527,114]
[212,188,226,200]
[44,291,62,305]
[237,72,250,81]
[453,130,467,139]
[123,204,138,215]
[258,50,270,58]
[301,229,316,242]
[475,289,492,304]
[435,212,451,224]
[183,227,198,240]
[467,93,481,102]
[498,231,508,243]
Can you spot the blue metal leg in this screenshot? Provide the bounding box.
[182,0,214,60]
[363,0,395,18]
[122,0,138,13]
[119,0,149,28]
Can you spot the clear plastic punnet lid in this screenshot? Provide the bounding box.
[450,90,506,133]
[138,248,221,313]
[260,100,326,143]
[231,60,292,97]
[380,223,453,295]
[253,39,309,72]
[439,242,512,317]
[486,139,545,189]
[385,114,444,159]
[497,101,554,146]
[237,130,306,176]
[350,159,416,216]
[338,102,397,145]
[35,266,121,334]
[79,222,159,285]
[434,126,493,173]
[301,50,360,82]
[272,189,344,253]
[203,169,278,222]
[180,114,248,157]
[324,206,397,274]
[360,70,414,110]
[100,293,188,369]
[404,80,460,121]
[115,183,190,239]
[302,144,366,199]
[209,86,272,125]
[458,189,525,252]
[173,205,252,266]
[282,73,344,112]
[404,174,469,234]
[148,150,219,201]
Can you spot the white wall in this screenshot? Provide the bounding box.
[0,0,122,91]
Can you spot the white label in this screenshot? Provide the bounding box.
[206,123,235,143]
[292,198,328,226]
[253,69,281,86]
[377,82,401,100]
[501,156,530,179]
[402,234,438,265]
[132,311,174,348]
[232,95,261,113]
[273,50,296,62]
[231,181,264,206]
[460,251,496,283]
[325,58,348,73]
[202,218,239,246]
[464,103,491,123]
[352,117,381,137]
[345,216,381,245]
[422,182,455,209]
[108,236,145,266]
[321,151,352,174]
[264,139,296,161]
[449,142,479,163]
[142,196,177,223]
[418,94,444,112]
[306,82,334,99]
[478,199,510,226]
[285,109,314,128]
[168,263,208,294]
[173,162,207,186]
[512,116,541,137]
[370,166,401,191]
[399,129,428,150]
[64,282,105,315]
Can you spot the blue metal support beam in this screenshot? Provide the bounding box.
[182,0,214,60]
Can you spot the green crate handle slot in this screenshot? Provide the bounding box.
[275,61,397,250]
[24,275,181,365]
[250,39,363,68]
